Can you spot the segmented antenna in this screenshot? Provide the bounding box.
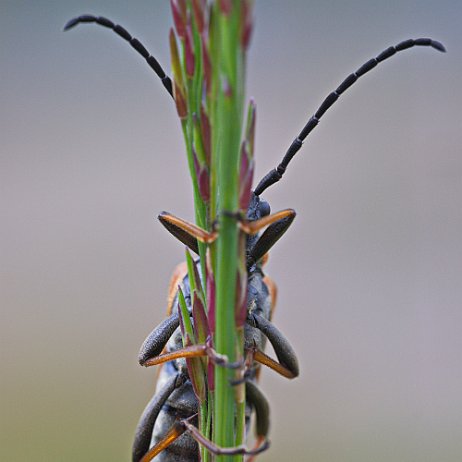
[64,15,173,98]
[254,38,446,196]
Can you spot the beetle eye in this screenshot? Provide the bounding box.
[259,200,271,217]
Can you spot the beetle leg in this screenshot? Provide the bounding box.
[182,418,270,457]
[141,343,207,367]
[141,341,242,369]
[253,349,297,379]
[239,208,295,235]
[246,381,270,438]
[140,409,268,461]
[139,421,188,462]
[138,312,180,365]
[158,211,217,254]
[132,372,187,462]
[63,15,173,98]
[248,211,296,266]
[246,381,271,462]
[248,313,299,379]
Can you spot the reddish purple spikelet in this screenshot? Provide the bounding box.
[193,148,210,202]
[185,337,206,402]
[173,81,188,119]
[247,98,256,149]
[222,77,233,98]
[198,169,210,203]
[207,355,215,392]
[193,148,200,178]
[239,146,254,210]
[185,25,195,78]
[169,28,182,80]
[202,39,212,95]
[239,100,256,209]
[192,292,210,345]
[177,286,206,403]
[241,0,254,50]
[169,27,187,119]
[170,0,187,40]
[219,0,232,15]
[192,0,206,35]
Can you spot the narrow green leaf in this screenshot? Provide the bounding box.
[177,285,195,341]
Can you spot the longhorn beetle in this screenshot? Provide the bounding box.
[64,12,445,462]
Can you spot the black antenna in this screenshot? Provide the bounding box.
[64,15,173,98]
[254,38,446,196]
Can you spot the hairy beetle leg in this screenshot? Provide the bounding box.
[253,349,298,379]
[216,208,295,234]
[133,372,187,462]
[138,312,180,364]
[158,211,217,254]
[232,347,297,384]
[139,311,300,378]
[232,312,299,382]
[239,208,295,235]
[248,211,296,266]
[183,419,270,457]
[141,342,243,369]
[139,420,188,462]
[138,311,242,369]
[135,352,270,462]
[247,313,300,379]
[141,409,269,462]
[246,382,271,461]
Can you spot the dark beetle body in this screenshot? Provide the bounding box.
[148,268,272,461]
[139,194,274,461]
[133,195,297,461]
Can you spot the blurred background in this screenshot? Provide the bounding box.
[2,1,461,461]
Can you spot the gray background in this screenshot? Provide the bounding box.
[2,1,461,460]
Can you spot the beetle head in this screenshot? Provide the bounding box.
[246,192,270,222]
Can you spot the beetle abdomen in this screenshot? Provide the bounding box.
[150,367,199,461]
